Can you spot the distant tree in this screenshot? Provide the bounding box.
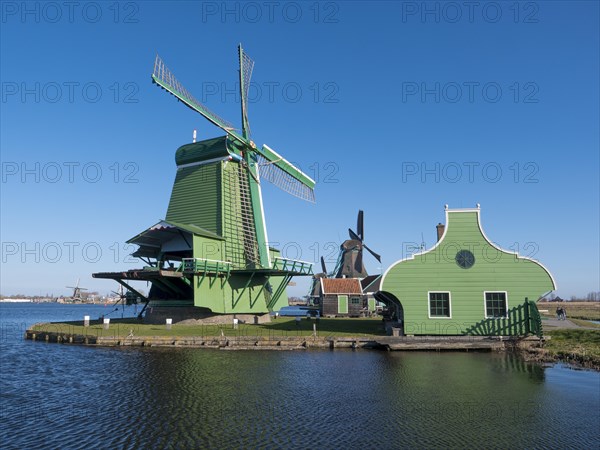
[585,291,600,301]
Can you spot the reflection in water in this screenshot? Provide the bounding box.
[1,304,599,449]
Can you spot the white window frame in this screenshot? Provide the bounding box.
[483,291,509,319]
[428,291,452,319]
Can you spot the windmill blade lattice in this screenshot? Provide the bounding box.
[152,47,316,203]
[257,153,315,202]
[152,55,235,133]
[239,47,255,138]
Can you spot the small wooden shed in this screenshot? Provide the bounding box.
[320,278,365,317]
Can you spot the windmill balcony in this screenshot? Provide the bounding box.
[181,258,233,276]
[272,257,313,276]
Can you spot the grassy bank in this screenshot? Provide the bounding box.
[545,329,600,369]
[30,317,387,339]
[521,328,600,370]
[30,316,600,370]
[568,318,600,329]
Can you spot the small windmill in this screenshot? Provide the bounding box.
[66,278,88,302]
[109,285,140,318]
[328,210,381,278]
[309,210,382,298]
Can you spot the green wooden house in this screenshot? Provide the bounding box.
[376,205,556,336]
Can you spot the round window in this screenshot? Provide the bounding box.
[455,250,475,269]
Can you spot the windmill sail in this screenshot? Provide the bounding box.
[239,45,254,138]
[257,144,315,203]
[152,49,316,203]
[152,55,235,133]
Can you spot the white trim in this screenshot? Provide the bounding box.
[483,291,509,319]
[150,220,175,230]
[446,207,480,212]
[254,164,272,268]
[380,206,557,291]
[183,257,233,265]
[324,291,364,295]
[380,207,452,288]
[177,156,229,170]
[427,291,452,319]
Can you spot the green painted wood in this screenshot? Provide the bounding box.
[152,53,315,193]
[166,163,221,235]
[338,295,348,314]
[266,248,289,311]
[193,272,272,314]
[368,298,376,312]
[174,137,230,166]
[381,209,555,336]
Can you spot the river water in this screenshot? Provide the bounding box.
[1,303,598,449]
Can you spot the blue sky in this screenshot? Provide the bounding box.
[1,1,598,298]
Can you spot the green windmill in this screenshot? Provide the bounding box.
[93,45,315,320]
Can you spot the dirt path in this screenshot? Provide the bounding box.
[542,318,598,330]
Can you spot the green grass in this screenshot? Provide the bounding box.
[544,329,600,368]
[30,317,387,339]
[569,318,600,329]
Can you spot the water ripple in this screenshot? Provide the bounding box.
[1,304,599,449]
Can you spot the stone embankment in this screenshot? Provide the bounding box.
[26,327,519,351]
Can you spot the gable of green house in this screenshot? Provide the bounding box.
[380,206,556,336]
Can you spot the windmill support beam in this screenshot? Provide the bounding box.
[233,272,256,309]
[269,274,292,310]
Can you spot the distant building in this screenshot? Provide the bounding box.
[319,277,379,317]
[320,278,363,316]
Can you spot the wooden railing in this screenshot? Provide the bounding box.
[272,257,313,275]
[466,298,543,337]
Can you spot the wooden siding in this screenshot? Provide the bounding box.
[322,294,366,317]
[166,164,221,235]
[381,210,555,335]
[322,295,338,316]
